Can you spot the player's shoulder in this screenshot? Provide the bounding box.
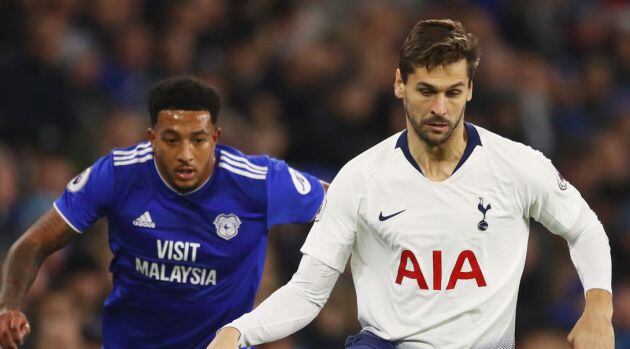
[475,125,550,165]
[76,141,154,174]
[215,144,271,181]
[217,144,271,167]
[338,132,402,181]
[101,141,156,183]
[63,141,153,195]
[109,141,154,168]
[482,125,545,159]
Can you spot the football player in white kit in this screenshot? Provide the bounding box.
[208,19,614,349]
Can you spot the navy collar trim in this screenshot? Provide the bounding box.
[395,122,482,175]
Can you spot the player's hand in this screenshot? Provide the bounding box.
[0,307,31,349]
[567,312,614,348]
[567,289,614,349]
[206,326,240,349]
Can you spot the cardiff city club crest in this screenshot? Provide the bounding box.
[213,214,242,240]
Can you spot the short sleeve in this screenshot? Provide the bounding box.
[266,159,325,228]
[54,154,115,233]
[525,150,585,240]
[300,164,361,273]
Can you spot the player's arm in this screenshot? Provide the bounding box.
[0,208,78,348]
[207,254,340,348]
[210,162,359,348]
[265,159,327,227]
[211,161,357,349]
[559,200,613,349]
[543,200,613,349]
[525,151,613,348]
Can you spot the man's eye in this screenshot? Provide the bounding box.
[164,138,177,144]
[419,89,434,96]
[194,138,207,144]
[447,90,462,97]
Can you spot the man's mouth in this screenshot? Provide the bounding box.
[425,121,449,131]
[175,167,196,181]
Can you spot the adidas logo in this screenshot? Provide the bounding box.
[133,211,156,228]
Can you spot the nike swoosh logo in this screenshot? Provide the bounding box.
[379,210,406,221]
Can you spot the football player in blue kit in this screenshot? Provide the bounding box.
[0,76,326,349]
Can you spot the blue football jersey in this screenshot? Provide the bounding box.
[54,142,325,349]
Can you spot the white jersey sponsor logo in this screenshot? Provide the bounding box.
[134,239,216,286]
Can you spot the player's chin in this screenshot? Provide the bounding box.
[172,178,200,192]
[420,129,450,145]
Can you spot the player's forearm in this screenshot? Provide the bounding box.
[1,209,75,309]
[0,236,47,309]
[230,282,325,346]
[566,201,612,294]
[228,254,339,346]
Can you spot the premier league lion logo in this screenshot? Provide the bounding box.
[213,214,242,240]
[67,167,92,192]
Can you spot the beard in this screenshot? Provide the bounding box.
[405,102,466,147]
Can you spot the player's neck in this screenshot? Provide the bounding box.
[407,122,467,182]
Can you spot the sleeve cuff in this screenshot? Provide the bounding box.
[53,202,82,233]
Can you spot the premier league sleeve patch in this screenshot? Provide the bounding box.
[288,167,312,195]
[314,195,327,222]
[213,214,242,240]
[557,171,568,190]
[67,167,92,192]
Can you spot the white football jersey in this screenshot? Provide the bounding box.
[301,123,591,348]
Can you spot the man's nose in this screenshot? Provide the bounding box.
[431,94,447,116]
[177,141,194,162]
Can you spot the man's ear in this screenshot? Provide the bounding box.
[394,68,405,99]
[212,127,221,142]
[467,80,473,102]
[147,128,156,142]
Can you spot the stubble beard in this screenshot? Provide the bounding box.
[405,102,466,148]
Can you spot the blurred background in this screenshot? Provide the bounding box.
[0,0,628,348]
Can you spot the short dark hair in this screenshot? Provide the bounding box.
[398,19,480,83]
[148,76,221,126]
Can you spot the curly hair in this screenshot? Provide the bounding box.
[148,76,221,126]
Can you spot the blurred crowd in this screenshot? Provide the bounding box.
[0,0,628,348]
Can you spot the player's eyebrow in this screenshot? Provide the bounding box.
[447,82,466,89]
[416,82,466,90]
[160,129,180,136]
[191,130,210,136]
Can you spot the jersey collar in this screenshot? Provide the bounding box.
[152,149,218,197]
[395,122,482,176]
